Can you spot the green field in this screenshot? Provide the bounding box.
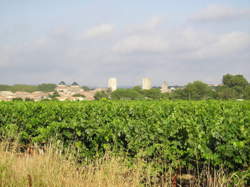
[0,100,249,185]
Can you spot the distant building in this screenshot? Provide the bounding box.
[71,82,79,86]
[0,91,15,100]
[168,85,184,91]
[31,91,49,101]
[55,83,83,96]
[15,92,32,99]
[108,78,117,91]
[0,91,49,101]
[54,83,105,100]
[160,81,170,93]
[58,81,66,85]
[0,95,7,101]
[69,85,83,94]
[0,82,107,101]
[55,84,70,94]
[208,84,222,87]
[56,96,68,101]
[142,78,152,90]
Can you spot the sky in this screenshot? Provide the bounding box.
[0,0,250,87]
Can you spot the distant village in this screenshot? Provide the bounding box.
[0,78,223,101]
[0,78,179,101]
[0,81,105,101]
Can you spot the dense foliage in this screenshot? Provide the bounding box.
[170,81,214,100]
[0,100,249,176]
[95,88,168,100]
[169,74,250,100]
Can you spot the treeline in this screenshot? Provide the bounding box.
[95,74,250,100]
[1,74,249,100]
[94,87,167,100]
[0,84,57,93]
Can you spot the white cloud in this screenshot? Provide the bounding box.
[112,35,168,53]
[1,17,249,85]
[113,26,250,62]
[191,5,250,22]
[145,16,164,29]
[85,24,114,38]
[193,32,250,58]
[164,28,216,54]
[126,16,164,34]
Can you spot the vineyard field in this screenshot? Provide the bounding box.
[0,100,249,174]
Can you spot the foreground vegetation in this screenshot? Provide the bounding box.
[0,100,249,186]
[0,142,245,187]
[0,142,145,187]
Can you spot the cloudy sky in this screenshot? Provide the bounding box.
[1,0,250,87]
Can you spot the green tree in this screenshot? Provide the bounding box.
[243,85,250,99]
[12,98,23,101]
[132,86,141,90]
[48,91,60,100]
[171,81,212,100]
[81,86,91,91]
[111,89,143,100]
[37,84,56,92]
[185,81,212,100]
[94,90,111,100]
[223,74,248,88]
[221,74,249,99]
[0,85,12,91]
[73,94,85,98]
[216,86,238,100]
[170,88,188,100]
[24,98,34,101]
[11,84,37,92]
[140,88,163,99]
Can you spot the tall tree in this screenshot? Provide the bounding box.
[185,81,212,100]
[170,81,212,100]
[243,85,250,99]
[216,86,237,100]
[222,74,248,88]
[37,84,56,92]
[111,89,143,100]
[222,74,249,99]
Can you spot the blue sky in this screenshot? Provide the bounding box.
[0,0,250,86]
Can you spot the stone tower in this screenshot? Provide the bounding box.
[142,78,152,90]
[108,78,117,91]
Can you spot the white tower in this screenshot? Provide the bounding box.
[161,81,170,93]
[108,78,117,91]
[142,78,152,90]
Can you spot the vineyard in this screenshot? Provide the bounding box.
[0,100,250,185]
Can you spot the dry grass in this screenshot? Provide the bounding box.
[0,142,246,187]
[0,142,146,187]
